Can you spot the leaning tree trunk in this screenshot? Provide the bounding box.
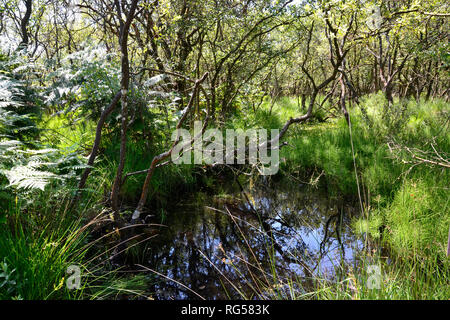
[131,73,208,224]
[110,0,140,225]
[18,0,32,48]
[70,91,122,209]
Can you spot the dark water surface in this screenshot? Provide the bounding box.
[142,178,364,299]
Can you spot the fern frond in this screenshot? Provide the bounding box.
[2,165,59,191]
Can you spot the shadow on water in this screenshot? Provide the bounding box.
[142,177,364,300]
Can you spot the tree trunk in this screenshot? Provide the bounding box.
[19,0,32,47]
[110,0,140,223]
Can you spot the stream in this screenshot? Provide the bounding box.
[140,177,364,299]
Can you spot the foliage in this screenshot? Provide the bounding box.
[0,51,41,142]
[0,0,448,301]
[44,45,120,120]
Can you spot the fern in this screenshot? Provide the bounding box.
[44,45,120,120]
[2,164,58,191]
[0,52,41,142]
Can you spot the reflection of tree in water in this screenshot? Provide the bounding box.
[144,179,362,299]
[250,182,359,261]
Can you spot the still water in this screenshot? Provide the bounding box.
[142,178,364,299]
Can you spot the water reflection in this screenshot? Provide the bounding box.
[143,179,363,299]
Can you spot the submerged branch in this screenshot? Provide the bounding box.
[131,72,209,224]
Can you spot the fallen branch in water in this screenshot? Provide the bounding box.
[130,72,209,224]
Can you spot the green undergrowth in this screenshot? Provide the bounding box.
[97,132,197,207]
[39,114,96,155]
[241,93,449,299]
[0,181,152,299]
[2,87,447,299]
[0,184,90,299]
